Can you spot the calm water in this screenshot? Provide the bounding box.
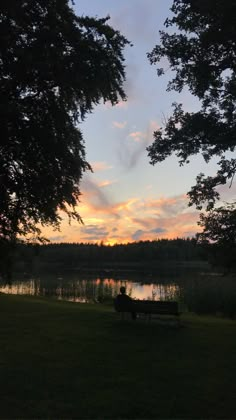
[0,273,183,302]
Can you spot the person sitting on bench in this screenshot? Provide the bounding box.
[115,286,137,320]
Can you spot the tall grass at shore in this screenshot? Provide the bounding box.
[183,274,236,317]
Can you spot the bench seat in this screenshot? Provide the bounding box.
[114,299,181,321]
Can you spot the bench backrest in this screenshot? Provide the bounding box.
[133,300,179,315]
[114,299,179,315]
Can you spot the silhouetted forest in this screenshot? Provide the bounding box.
[12,238,209,274]
[1,238,235,279]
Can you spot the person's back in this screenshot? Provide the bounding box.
[116,291,132,304]
[114,287,136,319]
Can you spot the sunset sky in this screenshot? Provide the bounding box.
[44,0,233,244]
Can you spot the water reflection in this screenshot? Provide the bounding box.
[0,275,180,303]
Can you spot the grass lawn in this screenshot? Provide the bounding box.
[0,294,236,419]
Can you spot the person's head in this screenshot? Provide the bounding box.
[120,286,126,295]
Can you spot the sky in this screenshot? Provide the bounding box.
[43,0,232,245]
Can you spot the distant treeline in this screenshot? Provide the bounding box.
[13,238,209,273]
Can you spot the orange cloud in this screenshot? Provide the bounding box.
[41,191,200,244]
[98,180,116,188]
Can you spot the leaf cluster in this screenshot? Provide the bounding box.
[198,203,236,245]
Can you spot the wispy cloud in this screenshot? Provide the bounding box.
[110,1,161,44]
[113,121,127,129]
[132,229,145,241]
[149,120,160,132]
[80,225,109,241]
[98,180,116,188]
[118,137,147,170]
[115,101,128,109]
[80,175,121,220]
[91,161,113,172]
[48,235,66,242]
[118,120,160,170]
[217,180,236,203]
[81,176,113,211]
[128,131,147,142]
[144,195,188,216]
[104,100,128,110]
[132,227,166,241]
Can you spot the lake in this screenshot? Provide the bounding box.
[0,267,207,303]
[2,268,236,317]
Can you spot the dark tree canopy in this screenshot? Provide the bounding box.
[197,203,236,271]
[0,0,129,242]
[198,203,236,245]
[147,0,236,242]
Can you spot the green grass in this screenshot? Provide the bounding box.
[0,294,236,419]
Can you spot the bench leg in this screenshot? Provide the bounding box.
[118,312,136,321]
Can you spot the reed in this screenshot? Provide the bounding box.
[184,274,236,317]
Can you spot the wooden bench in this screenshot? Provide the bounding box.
[114,299,181,323]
